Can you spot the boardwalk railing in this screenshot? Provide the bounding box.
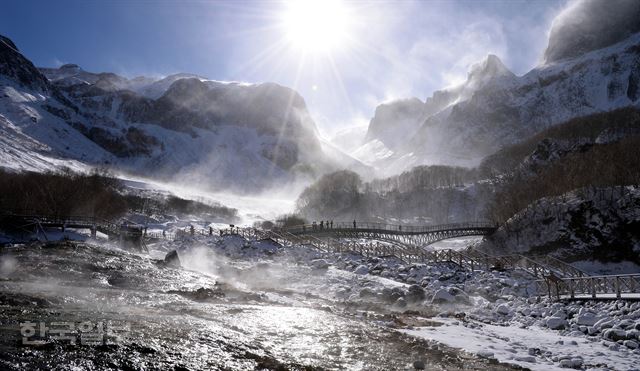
[283,221,497,235]
[148,223,630,301]
[0,212,142,237]
[536,274,640,300]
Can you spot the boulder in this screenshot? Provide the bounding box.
[354,265,369,275]
[626,329,640,340]
[311,259,329,270]
[514,356,536,363]
[624,340,639,349]
[576,312,599,326]
[603,328,627,342]
[496,304,511,316]
[546,317,568,330]
[381,287,405,303]
[405,284,426,303]
[164,250,181,268]
[594,318,614,331]
[449,287,470,304]
[431,288,455,304]
[559,358,583,369]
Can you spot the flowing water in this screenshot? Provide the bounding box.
[0,242,518,370]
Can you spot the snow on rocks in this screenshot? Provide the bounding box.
[354,265,369,275]
[575,310,599,326]
[311,259,329,270]
[496,304,511,316]
[603,328,627,341]
[161,233,640,370]
[431,289,455,304]
[546,317,568,330]
[558,358,583,369]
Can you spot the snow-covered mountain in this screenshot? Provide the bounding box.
[356,0,640,176]
[0,35,368,192]
[364,54,514,156]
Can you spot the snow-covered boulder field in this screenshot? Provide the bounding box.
[146,233,640,370]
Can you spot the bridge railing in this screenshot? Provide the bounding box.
[536,274,640,299]
[532,255,588,278]
[282,221,497,235]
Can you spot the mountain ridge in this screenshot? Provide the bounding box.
[0,34,370,192]
[356,29,640,176]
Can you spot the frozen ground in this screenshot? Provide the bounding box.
[2,221,640,370]
[148,234,640,370]
[428,236,483,251]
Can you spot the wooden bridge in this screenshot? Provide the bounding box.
[0,212,148,251]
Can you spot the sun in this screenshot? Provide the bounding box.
[281,0,351,54]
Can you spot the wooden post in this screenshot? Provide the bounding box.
[569,279,574,299]
[615,276,621,299]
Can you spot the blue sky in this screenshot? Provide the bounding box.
[1,0,568,135]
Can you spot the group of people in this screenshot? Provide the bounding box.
[311,220,334,231]
[305,219,358,232]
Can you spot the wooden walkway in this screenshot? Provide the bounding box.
[535,273,640,300]
[146,225,640,301]
[2,213,636,300]
[0,212,147,251]
[253,227,640,300]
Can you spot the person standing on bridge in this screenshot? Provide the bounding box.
[209,226,213,236]
[312,221,316,231]
[330,220,333,229]
[162,230,166,239]
[399,225,402,231]
[302,225,306,233]
[320,221,324,230]
[353,219,356,229]
[190,225,194,236]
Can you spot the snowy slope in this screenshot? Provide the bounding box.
[358,29,640,176]
[363,54,515,156]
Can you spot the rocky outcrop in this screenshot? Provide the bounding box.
[363,54,515,156]
[0,35,50,92]
[365,97,425,150]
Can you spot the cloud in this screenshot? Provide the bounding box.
[51,58,66,68]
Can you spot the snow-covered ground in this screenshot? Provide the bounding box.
[4,217,640,370]
[402,317,638,371]
[142,233,640,370]
[428,236,482,251]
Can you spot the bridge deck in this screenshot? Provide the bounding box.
[285,221,497,235]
